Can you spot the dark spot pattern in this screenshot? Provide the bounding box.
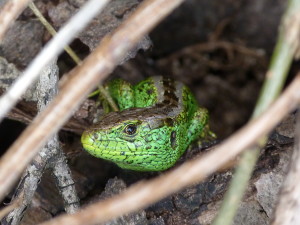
[170,131,177,149]
[164,118,174,127]
[162,77,179,106]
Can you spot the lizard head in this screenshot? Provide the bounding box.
[81,108,181,171]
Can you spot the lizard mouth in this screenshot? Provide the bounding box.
[81,131,172,171]
[81,131,160,160]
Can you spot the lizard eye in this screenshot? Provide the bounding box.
[124,124,137,135]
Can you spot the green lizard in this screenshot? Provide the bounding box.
[81,76,213,171]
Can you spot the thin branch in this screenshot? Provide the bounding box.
[212,0,300,224]
[39,73,300,225]
[26,3,81,213]
[0,0,110,122]
[253,2,300,117]
[3,60,79,224]
[0,0,185,203]
[0,192,23,220]
[28,1,118,111]
[35,61,79,213]
[0,0,31,40]
[51,153,80,214]
[271,111,300,225]
[28,1,81,64]
[3,60,60,224]
[4,142,54,225]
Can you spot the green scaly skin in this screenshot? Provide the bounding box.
[81,76,213,171]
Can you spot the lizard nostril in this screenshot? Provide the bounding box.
[93,133,99,140]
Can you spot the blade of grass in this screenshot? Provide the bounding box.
[212,1,300,224]
[28,2,81,65]
[39,73,300,225]
[0,0,110,122]
[0,0,185,203]
[28,1,118,111]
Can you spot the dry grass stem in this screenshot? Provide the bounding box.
[0,0,110,122]
[40,74,300,225]
[28,1,82,64]
[0,0,31,40]
[0,0,185,203]
[0,192,23,220]
[4,61,79,224]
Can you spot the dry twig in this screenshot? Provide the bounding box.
[0,0,185,203]
[0,192,23,220]
[39,73,300,225]
[3,61,59,224]
[28,1,118,111]
[28,1,81,64]
[0,0,110,122]
[3,61,80,224]
[212,1,300,224]
[0,0,31,40]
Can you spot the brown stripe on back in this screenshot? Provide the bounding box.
[162,77,179,106]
